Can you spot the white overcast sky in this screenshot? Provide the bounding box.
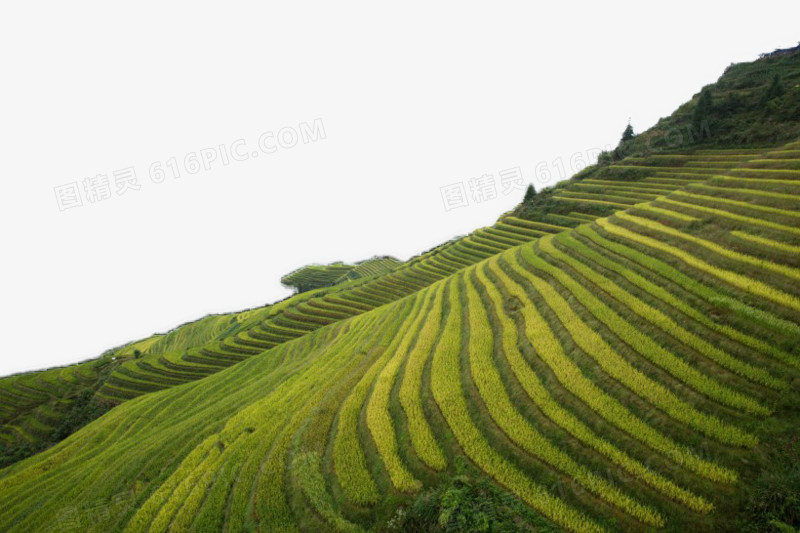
[0,2,798,377]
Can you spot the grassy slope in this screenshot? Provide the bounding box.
[510,45,800,226]
[621,45,800,154]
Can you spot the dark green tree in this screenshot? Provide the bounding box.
[523,184,536,203]
[621,123,635,142]
[761,74,785,105]
[695,88,713,117]
[692,87,714,141]
[720,92,742,114]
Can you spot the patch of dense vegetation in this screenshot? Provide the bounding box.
[0,358,116,468]
[0,390,114,469]
[612,45,800,159]
[384,460,560,532]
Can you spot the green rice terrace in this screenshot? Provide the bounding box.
[281,257,402,293]
[1,49,800,532]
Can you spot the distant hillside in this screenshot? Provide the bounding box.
[281,256,402,293]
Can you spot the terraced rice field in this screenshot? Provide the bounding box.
[79,213,565,405]
[0,207,563,452]
[1,142,799,531]
[0,336,160,450]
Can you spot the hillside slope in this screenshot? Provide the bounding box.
[0,198,587,461]
[0,140,799,532]
[615,44,800,156]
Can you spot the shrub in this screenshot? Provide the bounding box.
[621,123,635,142]
[523,184,536,203]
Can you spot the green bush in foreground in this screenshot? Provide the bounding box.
[385,459,563,533]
